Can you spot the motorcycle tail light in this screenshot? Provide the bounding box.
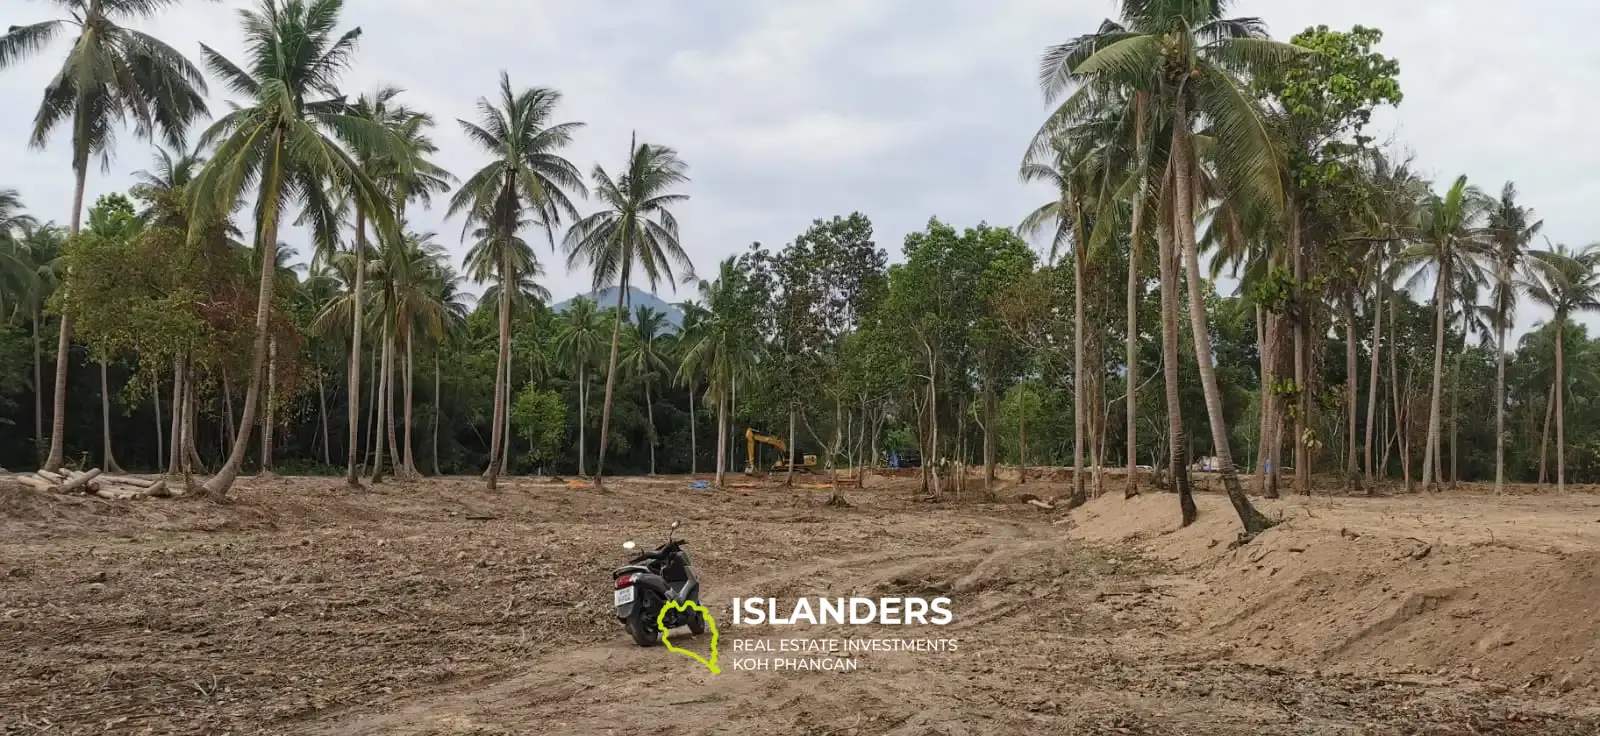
[615,574,634,588]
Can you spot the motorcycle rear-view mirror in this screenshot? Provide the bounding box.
[622,540,636,550]
[670,520,681,530]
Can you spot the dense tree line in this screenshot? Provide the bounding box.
[3,1,1598,536]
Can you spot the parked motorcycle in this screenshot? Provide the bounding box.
[611,520,706,647]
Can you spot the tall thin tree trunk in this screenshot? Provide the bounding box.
[577,367,587,476]
[345,205,367,487]
[261,336,277,475]
[1538,380,1553,485]
[403,331,417,476]
[1450,342,1462,489]
[485,261,511,491]
[1494,262,1509,494]
[372,335,391,484]
[688,382,697,476]
[432,351,442,476]
[1365,267,1384,486]
[1125,93,1146,499]
[715,386,728,487]
[365,340,379,472]
[1018,395,1028,484]
[99,361,123,473]
[1291,211,1310,495]
[318,370,331,467]
[1069,192,1088,508]
[1421,257,1450,490]
[1173,117,1270,536]
[594,283,629,488]
[201,134,286,499]
[785,407,796,486]
[499,348,512,476]
[1345,299,1360,491]
[41,162,88,473]
[645,383,657,475]
[1156,157,1195,525]
[222,369,237,450]
[983,379,996,492]
[167,356,185,476]
[1260,312,1281,498]
[1555,317,1567,493]
[152,366,164,469]
[385,335,402,475]
[32,311,43,463]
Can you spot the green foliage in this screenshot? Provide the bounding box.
[512,386,567,465]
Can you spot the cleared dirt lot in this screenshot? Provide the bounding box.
[3,473,1598,735]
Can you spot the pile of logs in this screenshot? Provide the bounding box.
[13,468,175,500]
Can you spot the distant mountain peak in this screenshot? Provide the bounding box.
[552,285,685,329]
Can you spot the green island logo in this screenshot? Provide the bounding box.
[657,600,720,674]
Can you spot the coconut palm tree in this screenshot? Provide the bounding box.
[188,0,397,499]
[563,135,692,488]
[552,297,603,475]
[1484,183,1542,494]
[1044,0,1295,534]
[675,299,711,476]
[424,264,471,475]
[676,258,756,488]
[3,0,210,472]
[1521,243,1600,494]
[448,72,586,490]
[621,305,670,474]
[374,230,450,477]
[1400,175,1492,491]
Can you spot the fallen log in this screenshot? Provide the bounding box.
[99,475,156,489]
[94,487,146,501]
[143,480,171,498]
[36,469,65,483]
[60,468,102,493]
[15,475,57,492]
[1026,498,1055,511]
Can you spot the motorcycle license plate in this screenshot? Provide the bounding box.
[614,586,635,606]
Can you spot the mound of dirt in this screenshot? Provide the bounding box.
[1070,491,1600,694]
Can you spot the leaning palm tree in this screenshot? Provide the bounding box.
[1045,0,1295,536]
[188,0,396,499]
[1400,175,1492,491]
[621,306,670,475]
[448,72,586,490]
[1521,243,1600,494]
[1484,183,1541,494]
[552,297,604,475]
[3,0,210,472]
[563,135,692,489]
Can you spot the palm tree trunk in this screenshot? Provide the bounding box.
[261,336,277,475]
[1172,116,1270,536]
[1450,343,1462,489]
[1421,256,1450,490]
[100,361,123,474]
[1538,380,1553,485]
[1156,157,1195,526]
[1344,299,1360,491]
[577,366,587,476]
[317,370,331,467]
[1125,94,1146,499]
[594,284,629,488]
[1555,316,1567,493]
[201,134,285,499]
[1018,395,1028,484]
[688,382,697,476]
[485,264,510,491]
[499,348,511,476]
[222,369,237,450]
[1069,190,1087,508]
[432,351,442,476]
[715,386,728,487]
[167,355,185,476]
[364,341,378,472]
[372,335,390,483]
[1259,310,1280,498]
[152,366,164,469]
[1494,265,1508,495]
[403,331,417,476]
[385,335,402,476]
[1291,211,1310,495]
[1365,269,1384,485]
[32,310,43,463]
[345,205,367,488]
[785,407,797,486]
[646,383,657,475]
[41,163,89,473]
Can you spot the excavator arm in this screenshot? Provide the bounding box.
[745,428,787,473]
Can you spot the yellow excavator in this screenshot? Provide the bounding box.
[745,428,818,474]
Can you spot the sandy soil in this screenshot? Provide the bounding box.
[2,472,1598,735]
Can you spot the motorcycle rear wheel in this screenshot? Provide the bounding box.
[626,589,663,647]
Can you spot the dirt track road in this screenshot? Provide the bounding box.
[4,475,1598,735]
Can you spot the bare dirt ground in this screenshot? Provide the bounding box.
[3,471,1599,735]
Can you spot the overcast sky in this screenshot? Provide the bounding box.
[3,0,1596,337]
